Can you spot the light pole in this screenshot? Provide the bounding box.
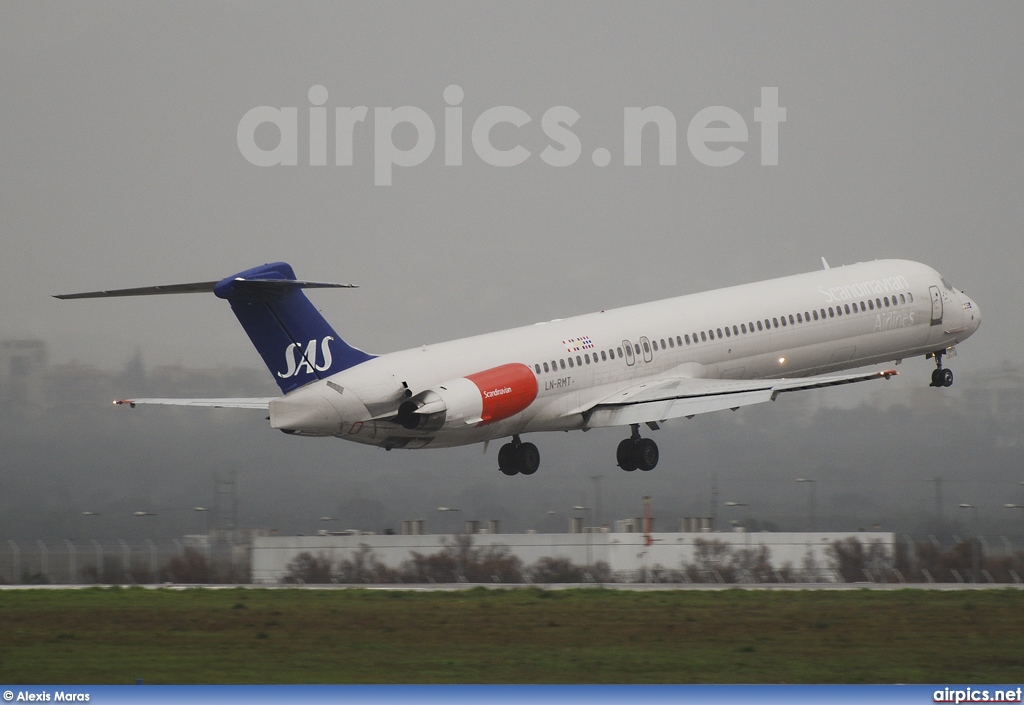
[1004,504,1024,535]
[725,502,751,581]
[572,505,592,572]
[591,475,604,530]
[546,510,557,534]
[435,506,461,535]
[958,503,979,583]
[796,478,816,530]
[194,507,211,537]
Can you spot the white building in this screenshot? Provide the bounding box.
[251,530,895,584]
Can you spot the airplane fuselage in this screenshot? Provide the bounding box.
[268,259,980,449]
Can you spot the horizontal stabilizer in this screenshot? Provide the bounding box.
[114,398,275,409]
[54,278,356,300]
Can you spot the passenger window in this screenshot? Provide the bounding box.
[560,359,566,370]
[780,317,786,327]
[899,294,906,304]
[828,307,834,317]
[703,331,709,341]
[634,344,641,355]
[868,300,874,310]
[884,297,890,307]
[599,351,606,361]
[796,313,803,323]
[641,342,649,354]
[584,354,590,364]
[676,336,683,346]
[788,315,795,325]
[685,334,691,344]
[616,347,623,358]
[844,304,850,314]
[568,357,574,368]
[764,319,771,329]
[820,309,826,319]
[661,338,666,349]
[543,362,550,373]
[732,325,738,336]
[748,322,754,332]
[756,321,763,331]
[812,310,819,321]
[804,312,810,321]
[773,317,779,328]
[851,303,858,312]
[716,328,722,338]
[576,355,582,366]
[908,292,913,303]
[651,340,658,351]
[741,323,747,334]
[724,327,731,338]
[535,364,541,374]
[876,298,882,309]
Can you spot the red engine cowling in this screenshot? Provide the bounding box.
[398,362,538,429]
[466,363,539,425]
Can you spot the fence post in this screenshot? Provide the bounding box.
[37,540,48,582]
[6,540,18,584]
[65,540,76,585]
[146,539,157,584]
[91,539,102,582]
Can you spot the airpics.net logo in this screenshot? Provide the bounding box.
[237,85,786,185]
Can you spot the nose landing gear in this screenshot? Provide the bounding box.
[928,350,954,388]
[498,435,540,476]
[617,424,659,472]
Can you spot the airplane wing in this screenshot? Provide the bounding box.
[582,369,897,429]
[114,398,275,410]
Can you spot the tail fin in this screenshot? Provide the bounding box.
[55,262,374,394]
[213,263,373,393]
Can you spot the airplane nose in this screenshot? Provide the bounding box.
[964,294,981,331]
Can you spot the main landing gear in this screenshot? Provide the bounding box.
[617,424,659,472]
[928,350,954,388]
[498,435,540,476]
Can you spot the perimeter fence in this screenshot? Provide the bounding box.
[1,534,1022,585]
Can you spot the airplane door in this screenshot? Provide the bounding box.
[929,286,943,326]
[622,340,635,366]
[640,336,653,363]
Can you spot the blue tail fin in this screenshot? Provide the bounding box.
[213,263,374,394]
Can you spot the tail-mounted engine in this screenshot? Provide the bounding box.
[393,363,538,431]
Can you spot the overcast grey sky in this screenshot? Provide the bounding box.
[2,3,1023,541]
[3,2,1021,374]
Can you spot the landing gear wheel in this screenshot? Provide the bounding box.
[497,437,540,476]
[498,443,519,476]
[617,439,638,472]
[516,442,540,475]
[929,350,954,388]
[634,438,659,471]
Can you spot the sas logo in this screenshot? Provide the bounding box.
[278,336,334,378]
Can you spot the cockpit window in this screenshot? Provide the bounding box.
[941,277,954,291]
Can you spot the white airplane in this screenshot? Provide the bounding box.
[56,258,980,475]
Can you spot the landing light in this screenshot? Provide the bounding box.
[778,357,786,364]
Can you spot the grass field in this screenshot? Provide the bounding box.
[1,587,1023,684]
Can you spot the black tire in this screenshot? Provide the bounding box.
[617,438,638,471]
[931,368,942,387]
[498,443,518,475]
[634,438,659,471]
[516,442,540,475]
[942,368,954,387]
